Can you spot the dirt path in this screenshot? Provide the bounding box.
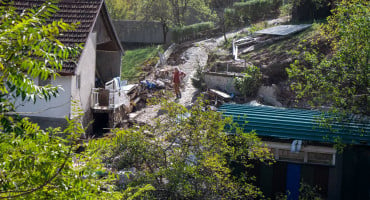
[176,44,208,106]
[176,30,246,107]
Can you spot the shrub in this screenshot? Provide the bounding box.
[234,65,262,98]
[279,2,293,17]
[105,97,274,199]
[191,64,207,91]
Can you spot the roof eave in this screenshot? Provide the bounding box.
[100,1,124,54]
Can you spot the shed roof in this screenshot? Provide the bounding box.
[218,104,370,145]
[10,0,123,75]
[255,24,312,36]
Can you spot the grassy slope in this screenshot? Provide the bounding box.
[121,46,162,82]
[236,23,325,107]
[241,23,322,66]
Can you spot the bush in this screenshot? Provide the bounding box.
[172,21,215,43]
[279,2,293,17]
[234,65,262,98]
[105,97,274,199]
[191,65,207,91]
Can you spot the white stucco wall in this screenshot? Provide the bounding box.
[15,76,72,119]
[16,32,97,121]
[71,32,97,117]
[204,73,241,94]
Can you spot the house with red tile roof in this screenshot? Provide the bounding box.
[11,0,125,132]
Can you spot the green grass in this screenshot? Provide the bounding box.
[121,45,162,81]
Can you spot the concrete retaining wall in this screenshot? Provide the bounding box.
[204,72,242,95]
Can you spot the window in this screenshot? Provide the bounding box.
[76,75,81,89]
[38,76,51,86]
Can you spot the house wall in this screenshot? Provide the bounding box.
[71,32,97,126]
[96,50,121,83]
[15,76,72,128]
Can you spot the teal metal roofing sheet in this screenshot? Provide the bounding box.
[218,104,370,145]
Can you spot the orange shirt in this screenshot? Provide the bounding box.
[173,71,185,84]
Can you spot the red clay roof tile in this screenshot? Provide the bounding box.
[10,0,104,74]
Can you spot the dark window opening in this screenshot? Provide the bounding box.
[38,76,51,86]
[93,113,109,136]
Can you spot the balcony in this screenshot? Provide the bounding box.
[91,78,130,111]
[91,88,130,111]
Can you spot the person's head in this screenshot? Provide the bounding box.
[174,67,179,72]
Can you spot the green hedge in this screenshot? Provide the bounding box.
[232,0,280,23]
[224,8,246,28]
[172,22,215,43]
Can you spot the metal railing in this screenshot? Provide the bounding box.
[91,88,129,110]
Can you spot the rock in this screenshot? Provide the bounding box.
[257,84,282,107]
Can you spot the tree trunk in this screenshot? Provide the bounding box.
[162,22,168,44]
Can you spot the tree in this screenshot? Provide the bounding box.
[141,0,215,43]
[0,2,124,199]
[209,0,235,42]
[287,0,369,115]
[141,0,172,43]
[105,96,274,199]
[168,0,214,26]
[105,0,142,20]
[234,65,263,99]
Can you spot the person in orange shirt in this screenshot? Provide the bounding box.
[173,67,186,99]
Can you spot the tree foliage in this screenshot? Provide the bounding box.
[105,0,142,20]
[139,0,215,43]
[210,0,239,42]
[234,65,263,98]
[104,97,274,199]
[0,3,123,199]
[287,0,369,115]
[0,2,80,103]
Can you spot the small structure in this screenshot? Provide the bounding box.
[219,104,370,199]
[255,24,312,36]
[91,78,132,133]
[204,61,247,94]
[13,0,126,133]
[233,24,311,60]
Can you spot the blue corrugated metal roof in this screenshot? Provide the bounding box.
[218,104,370,145]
